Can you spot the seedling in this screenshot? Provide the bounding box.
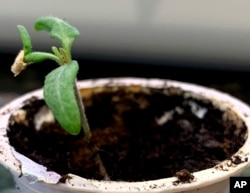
[11,16,109,180]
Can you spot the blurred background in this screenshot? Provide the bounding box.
[1,0,250,192]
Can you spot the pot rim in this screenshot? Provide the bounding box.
[1,77,250,192]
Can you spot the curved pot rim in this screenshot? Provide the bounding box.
[0,77,250,192]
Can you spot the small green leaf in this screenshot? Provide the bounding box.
[34,16,80,56]
[43,61,81,135]
[17,25,32,55]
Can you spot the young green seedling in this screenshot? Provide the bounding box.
[11,16,109,180]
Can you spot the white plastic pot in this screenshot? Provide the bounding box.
[0,77,250,193]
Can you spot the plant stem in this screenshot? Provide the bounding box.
[73,82,92,142]
[73,81,110,180]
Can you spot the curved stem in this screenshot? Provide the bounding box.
[24,52,61,64]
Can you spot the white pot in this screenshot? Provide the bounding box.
[0,77,250,193]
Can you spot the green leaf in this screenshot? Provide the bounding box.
[43,61,81,135]
[34,16,80,54]
[17,25,32,55]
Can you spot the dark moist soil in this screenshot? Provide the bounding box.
[7,85,247,182]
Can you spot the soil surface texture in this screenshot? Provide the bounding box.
[7,85,247,182]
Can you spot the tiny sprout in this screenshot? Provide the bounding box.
[11,16,109,180]
[12,16,84,136]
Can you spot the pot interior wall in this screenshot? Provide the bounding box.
[7,85,247,182]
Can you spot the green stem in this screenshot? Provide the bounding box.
[52,47,64,64]
[24,52,61,64]
[73,81,110,180]
[73,81,92,142]
[62,42,72,62]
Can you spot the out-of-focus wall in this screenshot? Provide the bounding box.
[1,0,250,70]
